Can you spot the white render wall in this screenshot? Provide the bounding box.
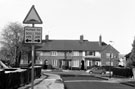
[95,52,101,57]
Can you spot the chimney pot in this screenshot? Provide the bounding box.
[99,35,102,46]
[80,35,84,42]
[45,35,49,41]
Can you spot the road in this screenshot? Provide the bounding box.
[43,70,135,89]
[64,81,134,89]
[61,74,134,89]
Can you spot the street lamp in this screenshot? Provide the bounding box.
[109,41,113,78]
[109,53,112,78]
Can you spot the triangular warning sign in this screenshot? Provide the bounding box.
[23,5,43,24]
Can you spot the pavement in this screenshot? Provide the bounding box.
[19,70,65,89]
[19,69,135,89]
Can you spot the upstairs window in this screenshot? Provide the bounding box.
[51,51,58,56]
[73,51,79,56]
[85,51,95,56]
[106,53,113,58]
[106,53,110,58]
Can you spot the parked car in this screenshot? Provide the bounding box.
[86,67,106,75]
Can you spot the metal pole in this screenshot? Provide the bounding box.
[31,45,34,89]
[71,50,73,70]
[109,41,113,78]
[109,54,111,78]
[31,23,35,89]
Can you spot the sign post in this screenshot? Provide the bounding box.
[31,24,35,89]
[23,5,43,89]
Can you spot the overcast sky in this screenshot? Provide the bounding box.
[0,0,135,54]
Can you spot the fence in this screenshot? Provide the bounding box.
[0,66,41,89]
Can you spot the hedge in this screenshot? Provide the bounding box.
[112,67,133,78]
[102,66,133,78]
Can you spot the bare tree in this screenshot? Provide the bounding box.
[0,22,30,67]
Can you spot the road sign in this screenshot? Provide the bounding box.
[23,5,43,24]
[24,27,42,43]
[23,5,43,89]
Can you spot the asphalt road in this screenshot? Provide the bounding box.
[43,70,135,89]
[61,75,135,89]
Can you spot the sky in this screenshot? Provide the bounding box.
[0,0,135,54]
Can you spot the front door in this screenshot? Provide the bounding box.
[59,60,62,68]
[81,60,84,70]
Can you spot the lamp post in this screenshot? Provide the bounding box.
[109,53,112,78]
[71,50,73,70]
[109,41,113,78]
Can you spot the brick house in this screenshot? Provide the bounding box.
[101,44,119,66]
[34,35,119,69]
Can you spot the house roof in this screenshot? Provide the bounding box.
[101,44,119,53]
[36,40,102,51]
[125,52,131,58]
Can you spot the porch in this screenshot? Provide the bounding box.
[85,58,101,69]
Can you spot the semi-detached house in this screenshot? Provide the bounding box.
[35,35,119,69]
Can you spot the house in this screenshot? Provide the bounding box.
[125,52,131,61]
[35,35,119,69]
[35,35,102,69]
[101,43,119,67]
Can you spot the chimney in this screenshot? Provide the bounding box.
[80,35,84,42]
[45,35,49,41]
[99,35,102,46]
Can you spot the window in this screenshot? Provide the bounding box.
[89,52,93,55]
[72,60,79,67]
[37,52,50,56]
[52,59,57,66]
[85,51,95,56]
[106,53,113,58]
[106,53,110,58]
[86,60,89,66]
[44,52,51,56]
[51,51,58,56]
[106,61,113,66]
[59,52,64,56]
[111,53,114,58]
[73,51,79,56]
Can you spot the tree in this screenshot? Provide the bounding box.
[129,37,135,67]
[0,22,31,67]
